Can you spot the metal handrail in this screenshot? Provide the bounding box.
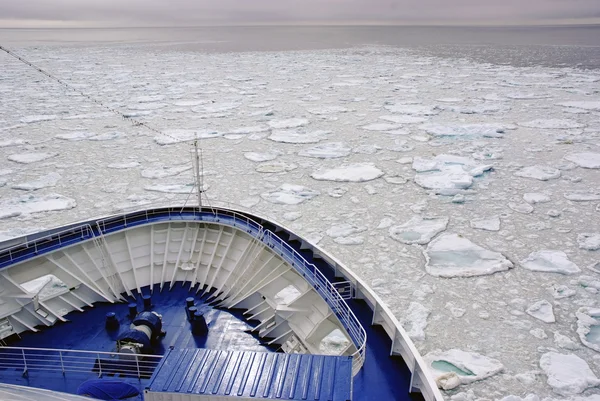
[0,346,163,378]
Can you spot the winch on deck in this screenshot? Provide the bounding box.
[116,311,165,356]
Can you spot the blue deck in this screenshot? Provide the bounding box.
[146,349,352,400]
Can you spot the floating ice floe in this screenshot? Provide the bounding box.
[412,155,493,192]
[424,349,504,390]
[424,233,513,277]
[401,302,430,341]
[306,106,348,115]
[419,123,512,138]
[576,307,600,352]
[578,233,600,251]
[154,129,221,145]
[509,202,534,214]
[526,300,555,323]
[557,101,600,111]
[55,132,96,141]
[244,152,279,162]
[8,152,58,164]
[443,103,509,114]
[389,216,449,245]
[0,139,26,147]
[326,223,367,238]
[311,163,384,182]
[514,165,561,181]
[192,102,240,113]
[144,184,197,194]
[298,142,351,159]
[523,193,551,204]
[387,139,414,152]
[549,284,576,299]
[20,114,57,124]
[361,123,401,131]
[128,102,166,111]
[255,161,298,173]
[539,352,600,395]
[282,211,302,221]
[261,184,319,205]
[520,250,581,275]
[140,165,191,179]
[268,130,329,144]
[553,331,580,350]
[379,115,427,124]
[227,125,270,135]
[107,162,140,169]
[0,193,76,218]
[12,172,61,191]
[268,118,309,129]
[470,216,501,231]
[564,191,600,201]
[384,103,440,116]
[564,153,600,169]
[88,132,124,141]
[518,119,584,129]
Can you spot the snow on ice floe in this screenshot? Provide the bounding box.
[226,125,270,135]
[419,123,513,138]
[508,202,534,214]
[400,302,430,341]
[268,118,309,129]
[8,152,58,164]
[520,250,581,275]
[424,233,513,277]
[564,191,600,201]
[576,307,600,352]
[140,165,191,179]
[523,193,551,204]
[514,166,561,181]
[261,184,319,205]
[255,161,297,173]
[557,101,600,111]
[311,163,384,182]
[577,233,600,251]
[55,132,96,141]
[144,184,196,194]
[361,123,401,131]
[244,152,279,162]
[389,216,448,245]
[539,352,600,395]
[564,153,600,169]
[20,114,57,124]
[0,194,76,218]
[470,216,501,231]
[298,142,351,159]
[154,129,220,145]
[384,103,440,115]
[306,106,348,115]
[526,300,555,323]
[412,156,492,193]
[0,139,26,148]
[12,172,61,191]
[424,349,504,390]
[192,102,240,113]
[518,119,585,129]
[326,223,367,245]
[268,130,329,144]
[107,162,140,169]
[379,115,427,124]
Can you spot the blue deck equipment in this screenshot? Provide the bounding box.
[77,379,140,400]
[145,348,353,400]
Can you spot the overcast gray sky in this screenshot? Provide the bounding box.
[1,0,599,27]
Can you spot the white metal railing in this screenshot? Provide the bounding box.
[0,346,163,378]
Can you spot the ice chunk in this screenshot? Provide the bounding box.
[401,302,430,341]
[557,101,600,111]
[144,184,196,194]
[107,162,140,169]
[88,132,124,141]
[311,163,384,182]
[419,123,511,138]
[514,166,561,181]
[578,233,600,251]
[0,139,26,147]
[20,114,57,123]
[282,212,302,221]
[564,191,600,201]
[298,142,351,159]
[12,172,61,191]
[55,131,95,141]
[154,129,221,145]
[227,125,270,135]
[361,123,401,131]
[520,250,581,275]
[549,284,576,299]
[334,236,364,245]
[539,352,600,395]
[261,184,319,205]
[509,202,534,214]
[384,103,440,115]
[526,300,555,323]
[0,193,76,216]
[424,233,513,277]
[470,216,500,231]
[564,153,600,169]
[326,223,367,238]
[576,307,600,352]
[268,118,309,129]
[268,130,329,144]
[141,165,191,179]
[379,115,427,124]
[523,193,551,204]
[8,152,58,164]
[519,119,585,129]
[306,106,348,115]
[389,216,449,245]
[553,331,580,350]
[255,161,297,173]
[192,102,240,113]
[415,165,473,191]
[425,349,504,389]
[244,152,278,162]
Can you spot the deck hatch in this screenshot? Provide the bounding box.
[145,348,352,400]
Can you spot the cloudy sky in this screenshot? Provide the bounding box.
[1,0,599,27]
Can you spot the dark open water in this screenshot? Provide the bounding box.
[1,25,599,69]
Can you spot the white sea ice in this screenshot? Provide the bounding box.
[255,161,298,173]
[576,307,600,352]
[88,132,124,141]
[389,216,449,245]
[553,331,580,350]
[514,166,561,181]
[361,123,401,131]
[564,153,600,169]
[523,193,551,204]
[244,152,279,162]
[564,191,600,201]
[12,172,61,191]
[424,233,513,277]
[539,352,600,395]
[154,129,220,145]
[141,165,191,179]
[261,184,319,205]
[227,125,270,135]
[578,233,600,251]
[306,105,348,115]
[192,102,240,113]
[379,115,427,124]
[298,142,351,159]
[282,211,302,222]
[20,114,57,124]
[509,202,534,214]
[470,216,501,231]
[526,300,555,323]
[8,152,58,164]
[268,118,309,129]
[415,165,474,191]
[334,236,364,245]
[520,250,581,275]
[425,349,504,390]
[0,139,26,147]
[384,103,440,115]
[268,130,329,144]
[326,223,367,238]
[0,193,76,217]
[107,162,140,169]
[401,302,430,341]
[311,163,384,182]
[519,119,585,129]
[557,101,600,111]
[549,284,576,299]
[55,131,96,141]
[419,123,511,138]
[144,184,196,194]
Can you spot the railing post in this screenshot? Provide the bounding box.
[135,354,141,379]
[21,348,28,377]
[97,353,102,377]
[59,350,65,375]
